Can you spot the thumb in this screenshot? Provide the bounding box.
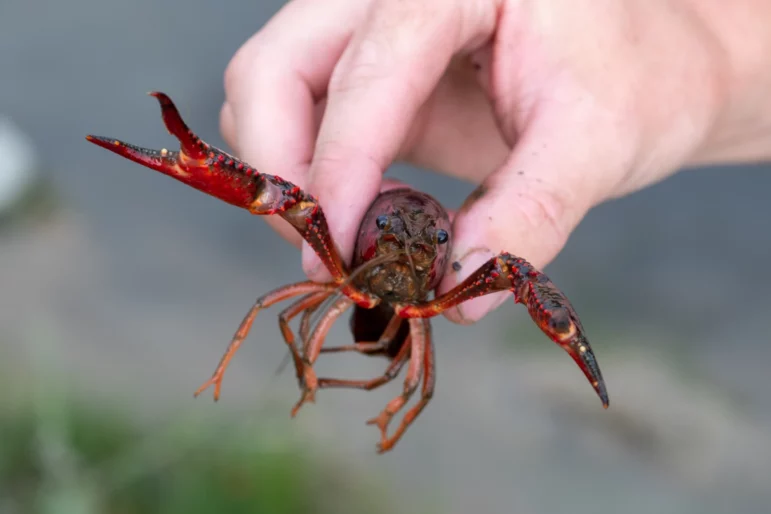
[439,123,612,324]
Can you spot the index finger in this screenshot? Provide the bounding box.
[302,0,497,280]
[220,0,369,247]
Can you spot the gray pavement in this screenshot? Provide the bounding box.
[2,0,771,512]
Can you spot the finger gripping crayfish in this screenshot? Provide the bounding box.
[86,92,609,453]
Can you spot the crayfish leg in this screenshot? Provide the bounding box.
[394,253,609,408]
[278,290,333,384]
[303,296,356,366]
[319,312,404,355]
[375,324,435,453]
[316,334,412,391]
[366,318,430,453]
[290,295,355,418]
[194,281,332,401]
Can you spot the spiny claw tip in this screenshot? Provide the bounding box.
[85,134,125,151]
[147,91,172,105]
[596,384,609,409]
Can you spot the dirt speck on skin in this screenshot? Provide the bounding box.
[458,183,488,216]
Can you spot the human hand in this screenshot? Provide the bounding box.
[220,0,771,324]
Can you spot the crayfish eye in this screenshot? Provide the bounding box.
[436,229,449,244]
[376,215,389,230]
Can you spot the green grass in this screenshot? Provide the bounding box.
[0,360,397,514]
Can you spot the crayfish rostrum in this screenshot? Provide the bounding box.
[87,92,609,453]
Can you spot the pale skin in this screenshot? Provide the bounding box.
[219,0,771,324]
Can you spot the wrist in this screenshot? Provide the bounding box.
[688,0,771,165]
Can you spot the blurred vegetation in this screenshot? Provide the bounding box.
[0,352,398,514]
[0,174,59,232]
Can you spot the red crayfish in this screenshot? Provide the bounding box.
[87,92,609,453]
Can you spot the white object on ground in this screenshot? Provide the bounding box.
[0,116,39,214]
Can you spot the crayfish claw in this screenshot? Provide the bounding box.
[193,374,223,401]
[365,410,394,450]
[147,91,207,160]
[574,338,609,408]
[367,412,404,453]
[85,134,180,176]
[560,329,609,408]
[290,366,318,417]
[517,270,610,409]
[290,388,316,418]
[366,411,391,432]
[376,439,395,454]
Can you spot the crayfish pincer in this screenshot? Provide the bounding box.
[86,92,609,453]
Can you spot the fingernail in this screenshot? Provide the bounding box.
[452,248,509,323]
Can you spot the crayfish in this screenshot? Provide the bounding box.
[86,92,609,453]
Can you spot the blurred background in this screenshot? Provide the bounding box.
[2,1,771,513]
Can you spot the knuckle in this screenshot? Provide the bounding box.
[515,189,568,240]
[224,0,309,100]
[313,138,387,176]
[328,36,394,96]
[223,32,275,103]
[513,187,572,245]
[223,44,255,102]
[456,0,497,50]
[403,380,420,395]
[328,0,460,97]
[484,185,575,266]
[368,0,443,38]
[218,102,237,151]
